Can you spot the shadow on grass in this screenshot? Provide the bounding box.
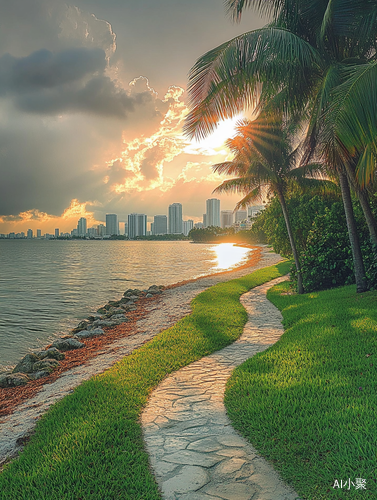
[226,281,377,499]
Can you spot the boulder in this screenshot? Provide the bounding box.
[12,354,40,374]
[146,293,153,298]
[33,358,59,373]
[107,300,121,307]
[110,308,126,315]
[97,307,107,314]
[51,338,85,351]
[0,372,11,388]
[29,370,51,381]
[74,328,104,339]
[0,373,30,388]
[87,315,100,322]
[34,347,65,361]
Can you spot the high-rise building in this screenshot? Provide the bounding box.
[206,198,220,227]
[203,214,207,228]
[194,222,204,229]
[124,222,128,237]
[55,228,59,238]
[168,203,183,234]
[87,227,97,237]
[77,217,87,236]
[27,229,33,239]
[234,210,247,223]
[37,229,41,238]
[106,214,119,236]
[248,205,265,218]
[97,224,106,236]
[153,215,168,235]
[128,213,147,239]
[183,219,194,236]
[221,210,233,228]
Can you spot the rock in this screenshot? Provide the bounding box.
[97,307,107,314]
[78,320,89,329]
[74,328,104,339]
[29,370,51,380]
[34,348,65,361]
[148,285,162,294]
[33,358,59,373]
[12,354,40,374]
[120,297,131,303]
[146,293,153,298]
[0,372,11,388]
[51,338,85,351]
[107,300,120,307]
[110,308,126,315]
[87,315,100,322]
[0,373,30,388]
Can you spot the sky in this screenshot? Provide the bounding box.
[0,0,266,234]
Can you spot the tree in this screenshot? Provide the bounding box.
[212,114,334,294]
[184,0,377,292]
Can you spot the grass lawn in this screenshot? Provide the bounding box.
[225,281,377,499]
[0,261,290,500]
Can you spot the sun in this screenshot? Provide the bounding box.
[190,115,242,152]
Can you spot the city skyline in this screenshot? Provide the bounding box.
[0,1,266,235]
[0,199,265,238]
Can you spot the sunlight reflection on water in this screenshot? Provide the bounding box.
[210,243,250,271]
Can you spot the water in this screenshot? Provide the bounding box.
[0,240,252,368]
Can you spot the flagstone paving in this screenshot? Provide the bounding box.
[141,276,300,500]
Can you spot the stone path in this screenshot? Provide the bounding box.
[0,247,282,466]
[141,276,300,500]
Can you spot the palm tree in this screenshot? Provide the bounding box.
[212,114,334,294]
[184,0,377,292]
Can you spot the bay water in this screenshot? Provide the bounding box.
[0,240,252,368]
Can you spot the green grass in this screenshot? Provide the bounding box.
[225,282,377,499]
[0,261,290,500]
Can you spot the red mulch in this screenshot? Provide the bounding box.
[0,244,262,420]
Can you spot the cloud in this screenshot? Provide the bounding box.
[0,48,106,93]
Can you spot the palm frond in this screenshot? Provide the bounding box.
[184,27,321,139]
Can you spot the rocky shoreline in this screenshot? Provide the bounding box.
[0,285,164,389]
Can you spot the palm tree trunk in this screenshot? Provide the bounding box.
[344,162,377,249]
[338,170,368,292]
[357,190,377,249]
[276,189,304,294]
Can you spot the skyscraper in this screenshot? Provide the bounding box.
[128,213,147,239]
[97,224,106,236]
[235,210,247,222]
[183,220,194,236]
[168,203,183,234]
[37,229,41,238]
[27,229,33,239]
[55,228,59,238]
[106,214,119,236]
[153,215,168,235]
[77,217,87,236]
[206,198,220,227]
[221,210,233,228]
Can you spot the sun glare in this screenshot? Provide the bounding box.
[192,115,242,151]
[211,243,251,270]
